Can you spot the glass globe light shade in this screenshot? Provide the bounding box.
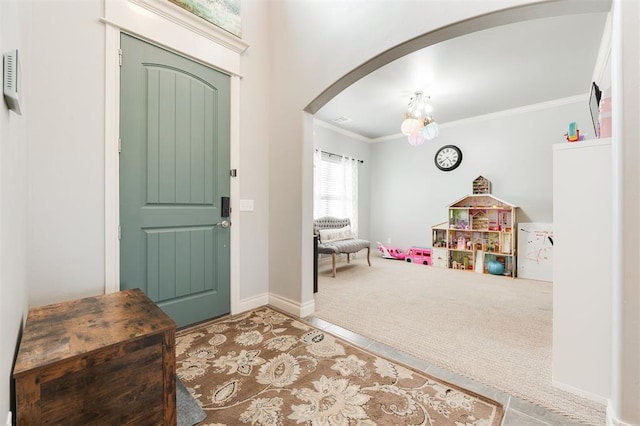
[408,129,425,146]
[407,92,434,118]
[409,100,433,118]
[422,121,440,140]
[400,118,422,136]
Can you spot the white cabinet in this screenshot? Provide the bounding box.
[552,139,611,402]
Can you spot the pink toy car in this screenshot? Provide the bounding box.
[405,247,432,265]
[377,242,406,260]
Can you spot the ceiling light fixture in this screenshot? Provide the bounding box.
[400,91,439,146]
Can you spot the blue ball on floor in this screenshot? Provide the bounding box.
[487,260,504,275]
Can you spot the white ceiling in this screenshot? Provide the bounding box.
[314,11,609,140]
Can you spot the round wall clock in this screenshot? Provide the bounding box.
[434,145,463,171]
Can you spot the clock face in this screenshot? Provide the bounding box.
[435,145,463,171]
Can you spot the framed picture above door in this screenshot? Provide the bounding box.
[169,0,242,37]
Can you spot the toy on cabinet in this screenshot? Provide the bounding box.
[565,122,585,142]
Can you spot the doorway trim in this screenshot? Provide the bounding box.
[102,0,247,315]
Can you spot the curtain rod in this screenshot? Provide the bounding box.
[317,149,364,164]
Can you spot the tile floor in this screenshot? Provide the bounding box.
[305,316,591,426]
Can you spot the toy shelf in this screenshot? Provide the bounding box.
[432,194,518,277]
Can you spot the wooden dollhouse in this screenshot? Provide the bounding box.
[431,194,518,277]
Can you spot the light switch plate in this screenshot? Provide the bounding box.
[239,199,254,211]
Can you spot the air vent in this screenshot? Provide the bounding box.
[332,116,352,124]
[3,49,21,115]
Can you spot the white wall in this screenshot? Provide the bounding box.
[369,100,591,250]
[237,0,270,301]
[26,1,105,306]
[0,0,30,418]
[610,0,640,423]
[313,123,371,240]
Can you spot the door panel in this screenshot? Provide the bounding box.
[120,34,230,327]
[144,227,214,299]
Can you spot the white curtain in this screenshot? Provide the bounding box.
[313,149,359,236]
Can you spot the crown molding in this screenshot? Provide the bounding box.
[371,95,588,143]
[372,133,406,143]
[442,94,587,128]
[313,119,374,143]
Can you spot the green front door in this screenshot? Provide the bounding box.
[119,34,231,327]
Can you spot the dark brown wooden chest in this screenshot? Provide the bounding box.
[13,289,176,425]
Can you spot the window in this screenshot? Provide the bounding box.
[313,150,359,236]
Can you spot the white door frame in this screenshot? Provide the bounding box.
[102,0,248,314]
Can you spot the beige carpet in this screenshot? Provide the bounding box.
[313,255,606,425]
[176,307,504,425]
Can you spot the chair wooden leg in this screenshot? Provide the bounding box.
[347,253,351,263]
[332,253,336,277]
[367,247,371,266]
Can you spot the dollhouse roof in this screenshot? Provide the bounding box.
[448,194,517,209]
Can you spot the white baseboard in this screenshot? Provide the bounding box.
[235,292,269,314]
[551,379,608,405]
[235,292,315,319]
[607,400,637,426]
[269,293,315,318]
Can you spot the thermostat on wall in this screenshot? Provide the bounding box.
[3,49,22,115]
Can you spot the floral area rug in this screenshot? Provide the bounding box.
[176,307,504,426]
